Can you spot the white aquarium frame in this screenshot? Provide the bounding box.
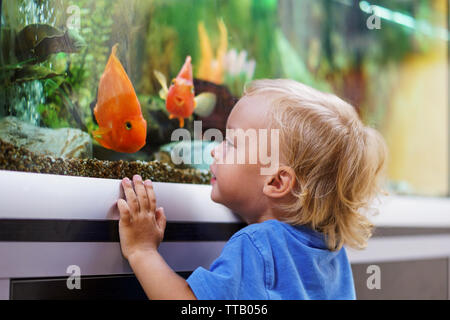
[0,170,240,222]
[0,170,241,299]
[1,169,450,299]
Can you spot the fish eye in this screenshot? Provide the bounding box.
[125,121,132,130]
[190,86,194,94]
[171,79,176,85]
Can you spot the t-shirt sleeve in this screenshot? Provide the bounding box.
[186,233,269,300]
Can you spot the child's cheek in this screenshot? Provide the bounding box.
[237,143,255,165]
[221,143,234,164]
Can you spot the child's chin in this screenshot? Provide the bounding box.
[210,187,221,204]
[210,190,218,203]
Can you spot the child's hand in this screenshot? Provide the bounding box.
[117,175,166,261]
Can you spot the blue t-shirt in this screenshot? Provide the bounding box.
[186,219,356,300]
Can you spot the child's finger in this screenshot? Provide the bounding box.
[155,207,167,232]
[117,199,131,225]
[144,180,157,214]
[133,175,150,214]
[122,178,139,215]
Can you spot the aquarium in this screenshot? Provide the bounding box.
[0,0,448,196]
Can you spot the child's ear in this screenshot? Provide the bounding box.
[263,166,296,199]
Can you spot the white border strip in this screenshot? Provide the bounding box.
[372,195,450,227]
[347,235,450,264]
[0,170,240,223]
[2,170,450,227]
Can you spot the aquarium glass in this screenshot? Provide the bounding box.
[0,0,448,195]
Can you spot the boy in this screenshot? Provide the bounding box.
[117,79,387,300]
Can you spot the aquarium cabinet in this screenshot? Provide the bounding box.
[0,170,244,299]
[1,169,450,299]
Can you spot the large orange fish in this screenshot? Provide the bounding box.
[93,44,147,153]
[154,56,216,128]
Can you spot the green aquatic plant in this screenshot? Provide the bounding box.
[9,64,63,83]
[37,101,70,128]
[38,75,87,131]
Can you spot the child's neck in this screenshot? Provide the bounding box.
[243,208,279,225]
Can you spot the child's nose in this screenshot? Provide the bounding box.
[211,142,220,160]
[211,144,216,159]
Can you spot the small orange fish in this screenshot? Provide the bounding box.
[93,44,147,153]
[154,56,216,128]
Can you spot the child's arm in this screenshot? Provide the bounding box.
[117,175,197,300]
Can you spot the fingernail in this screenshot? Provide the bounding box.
[145,180,152,186]
[123,177,131,185]
[133,175,142,181]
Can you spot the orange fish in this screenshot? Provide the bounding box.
[93,44,147,153]
[154,56,216,128]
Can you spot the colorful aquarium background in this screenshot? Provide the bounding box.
[0,0,448,196]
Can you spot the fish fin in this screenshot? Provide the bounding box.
[92,127,111,139]
[194,92,217,117]
[111,43,119,57]
[93,103,99,118]
[177,56,193,81]
[178,117,184,128]
[92,127,113,149]
[153,70,169,99]
[158,88,168,100]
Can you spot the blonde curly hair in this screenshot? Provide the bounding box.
[245,79,388,251]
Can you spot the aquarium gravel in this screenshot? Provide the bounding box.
[0,139,211,184]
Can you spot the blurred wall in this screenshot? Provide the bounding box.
[382,0,448,196]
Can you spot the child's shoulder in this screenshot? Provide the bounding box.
[231,219,327,250]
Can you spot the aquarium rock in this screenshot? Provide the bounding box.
[0,116,92,159]
[155,140,217,171]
